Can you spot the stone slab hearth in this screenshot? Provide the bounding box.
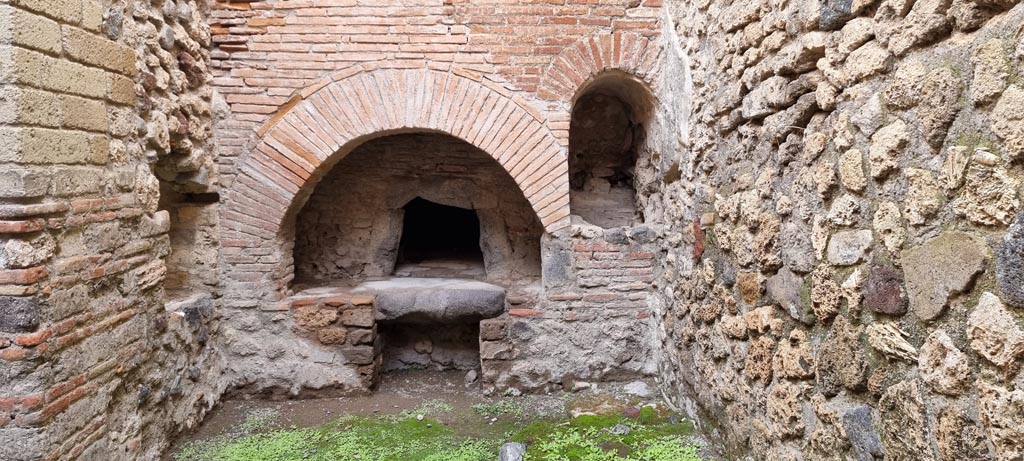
[353,278,506,323]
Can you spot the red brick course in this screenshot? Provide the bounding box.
[213,2,663,305]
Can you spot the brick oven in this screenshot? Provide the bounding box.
[289,132,544,376]
[211,2,668,395]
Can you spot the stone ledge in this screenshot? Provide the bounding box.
[353,278,506,323]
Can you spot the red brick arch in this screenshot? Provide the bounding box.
[536,31,663,145]
[220,67,569,304]
[538,31,663,109]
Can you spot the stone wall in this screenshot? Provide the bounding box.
[647,0,1024,459]
[0,0,224,460]
[293,133,543,284]
[162,195,220,296]
[286,289,379,392]
[478,224,662,391]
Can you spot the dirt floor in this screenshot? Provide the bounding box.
[167,370,719,460]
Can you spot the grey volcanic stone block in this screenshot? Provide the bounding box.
[627,225,658,243]
[780,221,816,273]
[820,0,854,30]
[0,296,40,333]
[166,292,214,329]
[827,229,873,266]
[842,405,884,461]
[541,234,573,289]
[500,442,526,461]
[355,278,505,323]
[997,212,1024,308]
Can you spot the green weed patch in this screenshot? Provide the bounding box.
[174,405,701,461]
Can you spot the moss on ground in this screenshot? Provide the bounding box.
[173,404,701,461]
[511,413,699,461]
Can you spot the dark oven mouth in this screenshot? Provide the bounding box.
[393,197,485,278]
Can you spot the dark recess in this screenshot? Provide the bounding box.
[397,197,483,264]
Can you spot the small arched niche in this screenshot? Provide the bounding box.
[568,71,654,228]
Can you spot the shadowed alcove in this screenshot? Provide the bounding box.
[394,197,485,278]
[569,72,655,228]
[291,132,542,285]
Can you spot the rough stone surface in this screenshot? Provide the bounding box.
[654,2,1024,459]
[967,292,1024,373]
[827,194,861,226]
[806,396,849,459]
[935,407,990,460]
[826,229,873,266]
[838,149,868,192]
[877,380,935,460]
[767,381,807,439]
[811,265,844,322]
[954,161,1021,226]
[767,267,814,324]
[623,381,652,398]
[972,39,1010,106]
[780,221,817,273]
[745,336,777,386]
[901,232,988,322]
[356,279,506,323]
[841,405,884,461]
[0,296,39,333]
[887,0,952,56]
[845,41,892,83]
[992,85,1024,161]
[884,60,928,109]
[863,264,907,315]
[867,322,917,362]
[0,428,44,461]
[872,201,905,254]
[816,316,868,396]
[851,94,885,136]
[500,442,527,461]
[918,330,973,395]
[868,120,909,179]
[903,168,943,225]
[736,271,761,305]
[916,68,963,147]
[997,211,1024,307]
[773,330,815,379]
[541,233,573,288]
[942,145,972,191]
[978,382,1024,460]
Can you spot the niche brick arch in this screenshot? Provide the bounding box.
[220,67,569,305]
[537,31,664,145]
[538,31,664,110]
